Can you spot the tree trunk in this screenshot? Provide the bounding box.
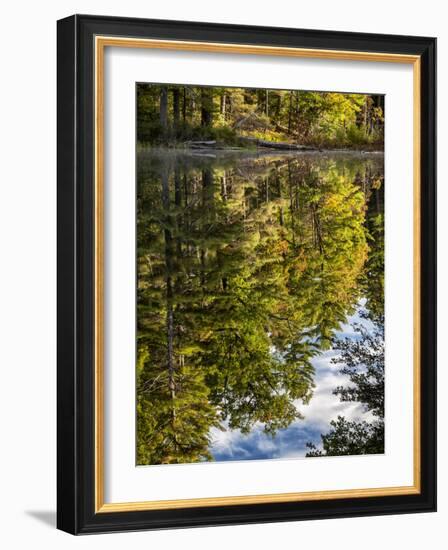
[202,168,214,210]
[201,88,213,126]
[173,88,180,129]
[160,86,168,133]
[161,168,176,404]
[221,174,227,201]
[288,92,293,133]
[275,92,282,119]
[364,100,368,132]
[220,92,226,119]
[200,168,213,290]
[182,87,187,122]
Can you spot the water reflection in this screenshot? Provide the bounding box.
[136,150,384,464]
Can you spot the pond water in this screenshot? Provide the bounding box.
[136,149,384,465]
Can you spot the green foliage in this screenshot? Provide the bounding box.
[306,416,384,456]
[364,204,384,319]
[137,151,382,464]
[137,84,384,149]
[333,312,385,417]
[306,310,385,457]
[137,346,221,464]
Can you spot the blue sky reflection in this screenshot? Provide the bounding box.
[210,303,373,461]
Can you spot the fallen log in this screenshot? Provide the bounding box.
[184,140,217,148]
[239,136,315,150]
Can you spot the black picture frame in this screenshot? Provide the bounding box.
[57,14,436,535]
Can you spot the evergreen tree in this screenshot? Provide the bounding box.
[137,151,377,464]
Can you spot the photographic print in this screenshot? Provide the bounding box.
[136,83,385,466]
[57,17,436,533]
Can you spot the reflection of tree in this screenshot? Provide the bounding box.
[137,152,375,464]
[363,176,384,321]
[137,349,221,464]
[306,312,385,457]
[306,416,384,457]
[283,159,369,350]
[333,312,384,418]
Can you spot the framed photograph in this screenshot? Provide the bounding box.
[57,14,436,534]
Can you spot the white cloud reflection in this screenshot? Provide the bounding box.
[210,305,374,461]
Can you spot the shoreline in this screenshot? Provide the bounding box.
[137,145,385,156]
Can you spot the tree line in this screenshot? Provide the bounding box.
[137,84,384,150]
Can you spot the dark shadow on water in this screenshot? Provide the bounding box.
[26,510,56,528]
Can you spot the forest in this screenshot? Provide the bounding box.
[137,84,384,150]
[136,141,384,464]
